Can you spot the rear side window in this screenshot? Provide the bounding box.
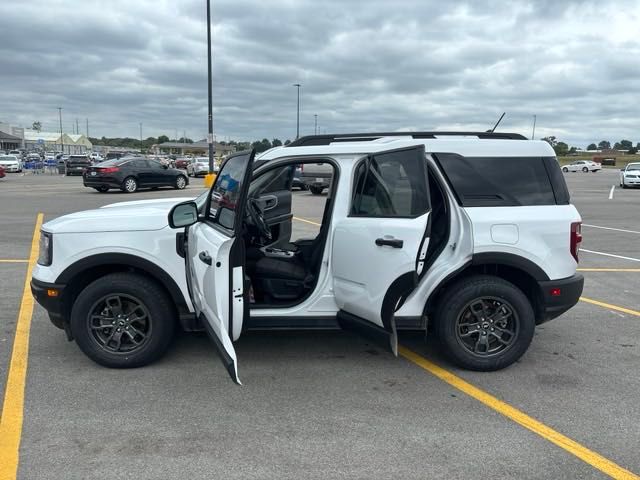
[433,154,566,207]
[351,147,429,217]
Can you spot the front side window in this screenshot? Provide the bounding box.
[351,147,429,217]
[207,152,251,231]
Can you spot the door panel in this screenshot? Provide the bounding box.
[332,145,430,354]
[186,150,256,384]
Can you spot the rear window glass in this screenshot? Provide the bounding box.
[434,154,562,207]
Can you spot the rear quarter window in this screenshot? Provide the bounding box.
[433,154,569,207]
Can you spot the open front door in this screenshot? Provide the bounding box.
[332,145,431,355]
[185,150,256,384]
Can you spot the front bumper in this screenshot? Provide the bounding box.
[537,273,584,323]
[623,177,640,186]
[31,278,67,330]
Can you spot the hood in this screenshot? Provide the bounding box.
[43,197,195,234]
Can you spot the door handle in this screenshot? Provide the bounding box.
[198,251,212,265]
[375,238,403,248]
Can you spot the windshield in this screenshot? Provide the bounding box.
[0,156,18,161]
[626,163,640,171]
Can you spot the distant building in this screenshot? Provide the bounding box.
[0,130,22,151]
[23,130,92,154]
[0,121,25,148]
[153,141,235,159]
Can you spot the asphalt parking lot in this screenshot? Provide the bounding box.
[1,169,639,479]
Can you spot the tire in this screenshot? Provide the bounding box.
[121,176,138,193]
[95,186,108,192]
[562,167,568,173]
[310,186,323,195]
[582,167,588,172]
[70,273,175,368]
[622,182,628,189]
[433,275,535,371]
[174,175,187,190]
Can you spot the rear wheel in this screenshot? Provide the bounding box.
[70,273,175,368]
[582,167,589,172]
[433,275,535,371]
[94,186,109,193]
[122,176,138,193]
[174,175,187,190]
[310,186,323,195]
[562,167,568,172]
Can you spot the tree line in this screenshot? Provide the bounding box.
[87,136,293,153]
[541,137,640,156]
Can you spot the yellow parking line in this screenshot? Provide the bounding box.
[0,213,43,480]
[399,347,639,480]
[0,260,29,264]
[580,297,640,317]
[293,216,321,226]
[577,268,640,272]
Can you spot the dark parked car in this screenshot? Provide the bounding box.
[292,165,307,190]
[175,157,191,169]
[0,165,5,179]
[65,155,91,176]
[83,157,189,193]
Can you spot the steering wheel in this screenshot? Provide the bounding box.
[247,198,272,242]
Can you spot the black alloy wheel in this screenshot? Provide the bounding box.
[455,297,519,357]
[87,294,151,354]
[70,273,175,368]
[434,275,535,371]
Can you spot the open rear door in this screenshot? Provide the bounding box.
[185,150,256,383]
[332,145,431,355]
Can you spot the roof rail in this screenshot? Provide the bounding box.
[287,131,527,147]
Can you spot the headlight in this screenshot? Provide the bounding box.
[38,231,53,266]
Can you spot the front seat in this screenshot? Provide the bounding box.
[254,200,331,301]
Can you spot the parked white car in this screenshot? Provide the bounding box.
[561,160,601,173]
[187,157,217,177]
[32,132,583,384]
[0,155,23,172]
[620,162,640,188]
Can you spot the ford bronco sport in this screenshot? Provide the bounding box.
[32,132,584,384]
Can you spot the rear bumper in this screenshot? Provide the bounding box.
[537,273,584,323]
[31,278,67,330]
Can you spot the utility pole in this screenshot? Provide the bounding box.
[314,114,318,135]
[293,83,301,139]
[86,118,89,138]
[76,118,79,136]
[206,0,214,176]
[531,115,537,140]
[58,107,63,154]
[139,123,143,152]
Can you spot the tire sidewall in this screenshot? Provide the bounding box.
[70,273,175,368]
[435,275,535,371]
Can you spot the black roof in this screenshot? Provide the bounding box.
[287,131,527,147]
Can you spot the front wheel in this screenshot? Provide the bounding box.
[174,175,187,190]
[433,275,535,371]
[310,186,323,195]
[122,176,138,193]
[70,273,175,368]
[562,167,569,173]
[582,167,589,172]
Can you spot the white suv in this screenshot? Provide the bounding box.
[32,132,584,384]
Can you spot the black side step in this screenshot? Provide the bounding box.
[337,310,398,356]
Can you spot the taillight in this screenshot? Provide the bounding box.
[570,222,582,263]
[100,167,120,173]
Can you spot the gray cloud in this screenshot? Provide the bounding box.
[0,0,639,147]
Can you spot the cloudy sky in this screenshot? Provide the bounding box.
[1,0,639,147]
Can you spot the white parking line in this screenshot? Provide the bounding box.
[580,248,640,263]
[608,185,615,200]
[583,224,640,235]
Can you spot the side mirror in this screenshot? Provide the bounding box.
[168,201,199,228]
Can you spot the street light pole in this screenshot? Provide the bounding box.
[531,115,537,140]
[314,114,318,135]
[206,0,215,177]
[139,123,143,152]
[293,83,301,139]
[57,107,63,154]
